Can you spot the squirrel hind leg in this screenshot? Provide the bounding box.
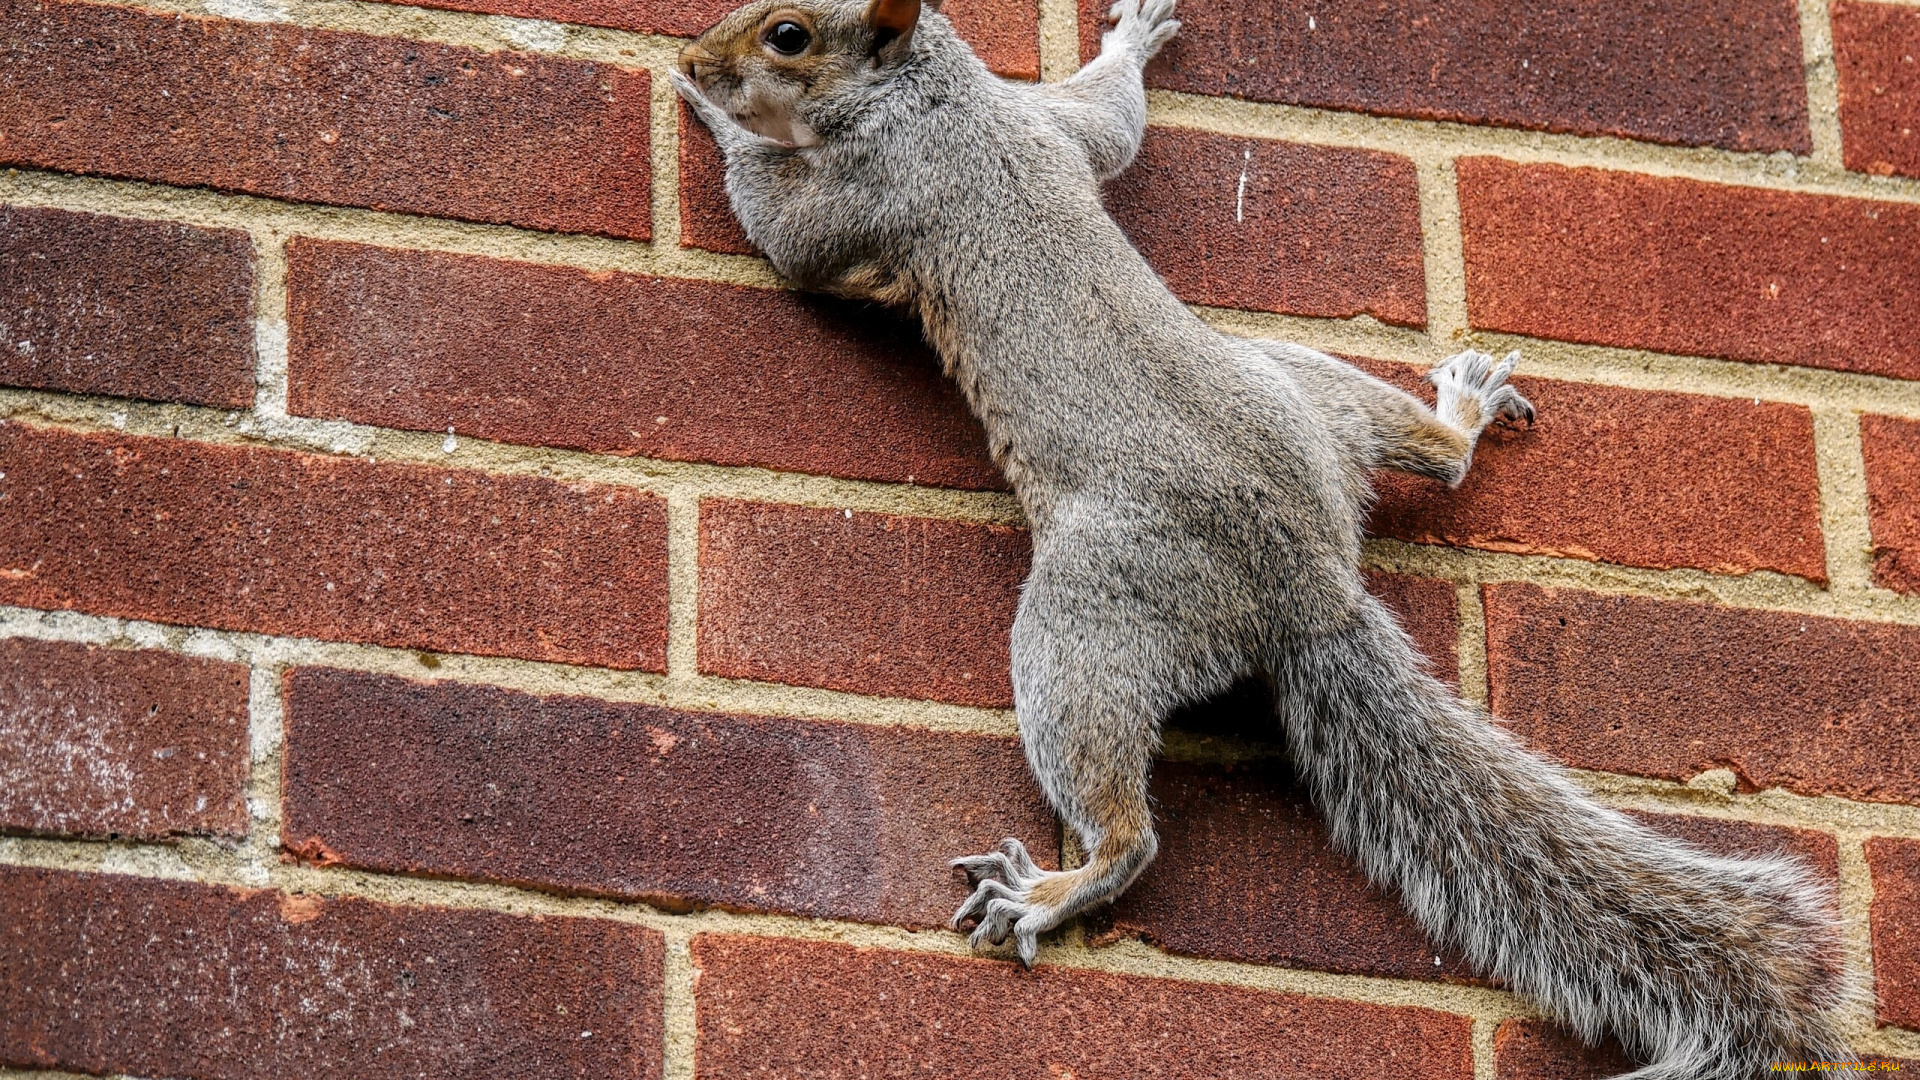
[954,547,1242,965]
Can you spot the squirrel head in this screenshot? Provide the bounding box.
[677,0,940,147]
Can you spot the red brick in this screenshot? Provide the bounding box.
[1098,745,1835,983]
[0,638,249,840]
[1485,584,1920,804]
[1869,837,1920,1028]
[287,240,1000,490]
[282,666,1057,928]
[1864,414,1920,595]
[1835,1,1920,179]
[1081,0,1808,152]
[1362,570,1460,682]
[0,422,668,669]
[0,865,663,1080]
[0,206,255,407]
[1494,1020,1635,1079]
[0,0,651,239]
[692,935,1476,1078]
[679,104,756,256]
[368,0,1037,75]
[1635,813,1839,882]
[1364,366,1827,581]
[1459,159,1920,381]
[1104,128,1425,325]
[699,500,1028,707]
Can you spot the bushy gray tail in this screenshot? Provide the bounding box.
[1270,597,1855,1077]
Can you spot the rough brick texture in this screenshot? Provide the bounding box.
[0,638,249,840]
[1864,414,1920,595]
[1364,368,1827,580]
[0,422,668,669]
[0,206,255,407]
[1085,0,1810,152]
[372,0,1038,76]
[692,935,1476,1078]
[287,240,1001,490]
[283,666,1056,927]
[679,106,757,256]
[1494,1020,1635,1079]
[1103,128,1426,325]
[0,866,664,1080]
[699,500,1029,707]
[0,0,652,239]
[1835,1,1920,180]
[1460,159,1920,381]
[1486,584,1920,804]
[1870,837,1920,1028]
[1359,570,1460,682]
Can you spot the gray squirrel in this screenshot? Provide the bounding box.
[672,0,1856,1072]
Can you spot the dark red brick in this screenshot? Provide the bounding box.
[1864,414,1920,595]
[366,0,1037,76]
[282,666,1056,928]
[0,865,663,1080]
[287,240,1000,490]
[0,422,668,669]
[0,638,249,840]
[692,935,1476,1078]
[699,500,1028,707]
[1835,1,1920,180]
[1494,1020,1635,1079]
[1364,365,1827,581]
[1098,745,1835,983]
[1104,128,1425,325]
[0,0,651,239]
[1486,584,1920,804]
[1634,813,1839,882]
[1869,837,1920,1028]
[1082,0,1808,152]
[0,206,254,407]
[679,104,756,256]
[1362,570,1459,683]
[1460,159,1920,381]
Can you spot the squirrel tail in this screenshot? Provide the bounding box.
[1269,596,1856,1076]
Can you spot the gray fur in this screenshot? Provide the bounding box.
[675,1,1856,1071]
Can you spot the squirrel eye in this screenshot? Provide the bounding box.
[764,20,811,54]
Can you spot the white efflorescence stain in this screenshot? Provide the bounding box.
[443,427,458,454]
[492,15,569,52]
[202,0,289,22]
[1234,148,1252,224]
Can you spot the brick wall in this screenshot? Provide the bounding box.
[1,0,1917,1073]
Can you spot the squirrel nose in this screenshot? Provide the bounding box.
[678,42,722,82]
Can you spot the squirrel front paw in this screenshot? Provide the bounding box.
[1105,0,1179,62]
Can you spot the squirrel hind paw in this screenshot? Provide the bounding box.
[950,837,1068,966]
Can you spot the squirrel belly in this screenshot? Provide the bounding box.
[674,0,1857,1072]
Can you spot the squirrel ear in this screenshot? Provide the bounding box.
[862,0,921,56]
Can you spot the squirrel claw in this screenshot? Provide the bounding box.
[950,837,1062,967]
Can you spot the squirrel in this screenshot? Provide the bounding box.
[673,0,1857,1072]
